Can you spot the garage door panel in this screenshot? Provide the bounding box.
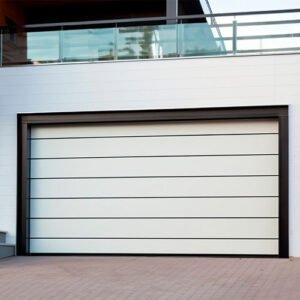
[30,219,278,239]
[30,119,279,139]
[28,118,280,255]
[29,239,279,255]
[30,155,279,178]
[30,177,278,198]
[30,134,278,158]
[30,197,279,218]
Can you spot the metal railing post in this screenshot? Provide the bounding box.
[177,19,183,57]
[232,20,237,55]
[114,24,118,60]
[166,0,178,25]
[59,26,64,62]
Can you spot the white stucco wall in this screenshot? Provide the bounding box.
[0,54,299,255]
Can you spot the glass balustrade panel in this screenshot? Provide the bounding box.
[117,24,177,59]
[62,28,115,62]
[27,30,60,64]
[179,22,227,57]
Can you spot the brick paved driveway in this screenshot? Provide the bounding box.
[1,256,300,299]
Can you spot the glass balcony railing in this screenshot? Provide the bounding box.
[0,9,300,66]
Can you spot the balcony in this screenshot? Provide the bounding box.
[0,9,300,66]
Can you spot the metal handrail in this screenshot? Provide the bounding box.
[215,33,300,41]
[23,8,300,29]
[211,19,300,28]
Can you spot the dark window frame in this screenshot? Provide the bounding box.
[17,105,289,257]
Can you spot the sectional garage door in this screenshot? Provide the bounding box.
[28,119,279,255]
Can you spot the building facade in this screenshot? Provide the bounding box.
[0,0,299,257]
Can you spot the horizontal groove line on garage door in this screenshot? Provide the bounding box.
[29,154,279,160]
[27,217,279,220]
[29,196,279,199]
[27,237,279,240]
[29,133,279,140]
[29,175,279,180]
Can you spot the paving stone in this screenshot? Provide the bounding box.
[0,256,300,299]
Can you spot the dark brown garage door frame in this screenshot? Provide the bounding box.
[17,105,289,257]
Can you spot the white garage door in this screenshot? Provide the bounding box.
[28,119,279,255]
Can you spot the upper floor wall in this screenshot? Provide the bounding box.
[0,53,300,254]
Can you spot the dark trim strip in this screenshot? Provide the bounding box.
[17,116,30,255]
[27,125,31,254]
[278,115,289,258]
[28,253,279,258]
[17,106,288,257]
[29,132,279,140]
[29,175,279,180]
[18,106,287,124]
